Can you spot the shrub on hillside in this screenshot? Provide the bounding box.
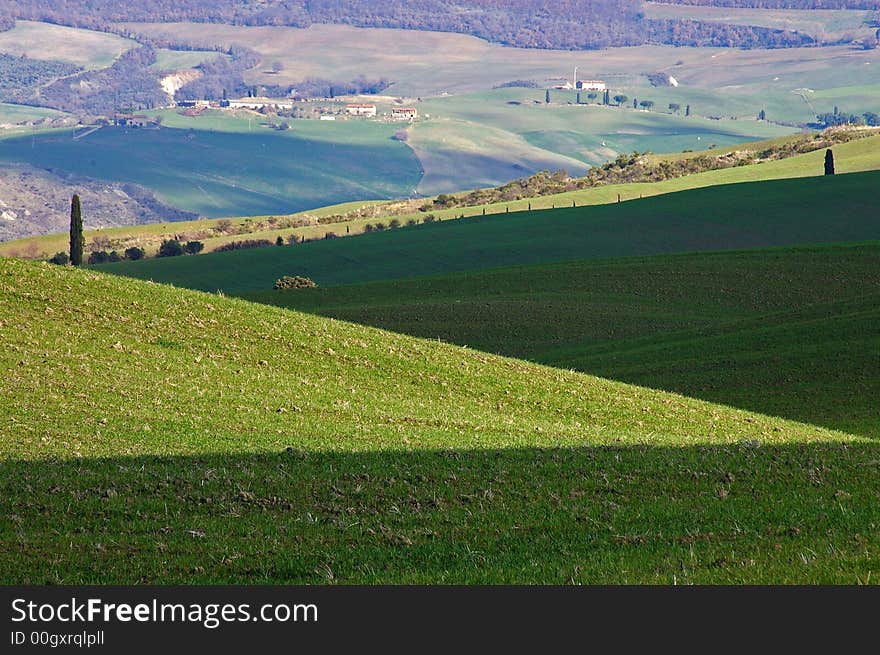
[124,247,146,261]
[183,240,205,255]
[423,214,436,223]
[158,239,185,257]
[274,275,318,290]
[215,239,274,252]
[388,219,401,228]
[48,252,69,265]
[87,250,122,264]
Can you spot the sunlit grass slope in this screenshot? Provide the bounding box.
[1,258,879,584]
[254,243,880,437]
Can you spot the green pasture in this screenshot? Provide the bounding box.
[104,171,880,292]
[2,257,878,584]
[0,122,422,217]
[254,243,880,438]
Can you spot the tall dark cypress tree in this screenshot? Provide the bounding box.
[824,149,835,176]
[69,194,84,266]
[545,89,550,104]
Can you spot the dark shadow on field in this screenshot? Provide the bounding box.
[3,443,880,584]
[249,295,880,439]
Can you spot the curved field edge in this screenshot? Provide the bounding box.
[0,258,853,461]
[2,258,879,584]
[252,243,880,437]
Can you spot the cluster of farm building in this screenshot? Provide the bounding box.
[111,96,418,129]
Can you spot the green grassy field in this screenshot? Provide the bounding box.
[2,257,879,584]
[4,130,878,259]
[104,171,880,293]
[113,21,880,189]
[0,20,137,70]
[151,49,225,72]
[250,243,880,438]
[409,89,796,193]
[0,121,422,218]
[0,103,71,139]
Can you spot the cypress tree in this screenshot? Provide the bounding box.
[545,89,550,104]
[69,194,84,266]
[824,149,835,175]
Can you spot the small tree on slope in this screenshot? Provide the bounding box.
[69,194,84,266]
[825,149,835,176]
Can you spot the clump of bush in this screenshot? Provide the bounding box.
[87,250,122,264]
[48,252,69,265]
[124,246,145,261]
[183,240,204,255]
[274,275,318,290]
[158,239,185,257]
[216,239,273,252]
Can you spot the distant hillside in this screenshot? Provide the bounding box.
[105,171,880,292]
[0,0,817,49]
[0,164,198,245]
[3,257,878,584]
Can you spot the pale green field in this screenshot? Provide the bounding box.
[0,103,66,122]
[0,103,72,139]
[411,88,797,193]
[643,3,878,42]
[0,20,137,70]
[151,49,227,72]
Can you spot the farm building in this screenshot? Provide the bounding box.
[391,107,418,121]
[228,97,294,111]
[176,100,212,109]
[577,80,606,91]
[346,103,377,117]
[113,114,157,128]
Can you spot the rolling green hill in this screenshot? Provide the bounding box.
[250,244,880,438]
[3,129,877,260]
[105,171,880,293]
[0,121,423,218]
[2,257,879,584]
